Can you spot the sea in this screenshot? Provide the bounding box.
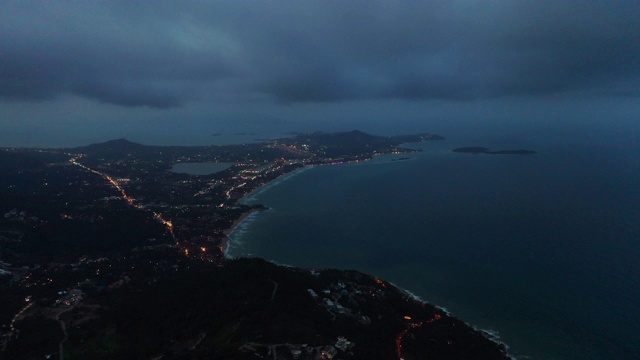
[227,132,640,359]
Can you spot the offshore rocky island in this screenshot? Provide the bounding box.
[0,131,510,359]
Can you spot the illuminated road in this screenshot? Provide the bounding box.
[395,313,442,360]
[69,155,174,238]
[3,302,34,349]
[9,303,33,333]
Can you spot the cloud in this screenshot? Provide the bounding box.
[1,0,638,108]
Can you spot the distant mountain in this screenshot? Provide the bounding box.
[70,138,143,153]
[68,138,173,155]
[66,130,445,158]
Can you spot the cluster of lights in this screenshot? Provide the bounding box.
[69,155,175,239]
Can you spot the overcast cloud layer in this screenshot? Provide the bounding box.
[2,0,639,109]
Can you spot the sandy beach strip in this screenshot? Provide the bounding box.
[223,208,261,237]
[221,166,315,257]
[221,208,261,258]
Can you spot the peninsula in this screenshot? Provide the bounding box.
[0,131,511,359]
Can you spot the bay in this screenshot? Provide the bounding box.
[228,139,640,359]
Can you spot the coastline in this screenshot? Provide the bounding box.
[223,208,260,237]
[223,165,315,258]
[237,165,313,205]
[389,280,514,359]
[220,156,518,359]
[218,141,514,357]
[224,159,374,255]
[222,208,261,258]
[223,159,367,257]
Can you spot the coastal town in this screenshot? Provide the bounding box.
[0,131,509,359]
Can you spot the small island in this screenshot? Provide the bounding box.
[453,147,536,155]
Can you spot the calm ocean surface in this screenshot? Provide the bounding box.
[228,137,640,359]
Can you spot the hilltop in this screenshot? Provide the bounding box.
[3,258,509,359]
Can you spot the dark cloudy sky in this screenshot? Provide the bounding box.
[1,0,639,146]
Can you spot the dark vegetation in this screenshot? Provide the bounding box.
[1,316,63,359]
[61,258,508,359]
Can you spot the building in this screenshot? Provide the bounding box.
[320,345,338,359]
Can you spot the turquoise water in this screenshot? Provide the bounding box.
[228,139,640,359]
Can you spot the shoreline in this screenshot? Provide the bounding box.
[222,208,262,258]
[223,165,314,258]
[391,282,515,359]
[237,165,313,205]
[236,143,424,202]
[216,152,516,357]
[223,208,261,237]
[224,165,320,252]
[221,143,515,356]
[386,280,514,359]
[225,229,516,358]
[219,160,518,358]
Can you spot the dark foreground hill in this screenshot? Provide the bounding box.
[3,258,509,360]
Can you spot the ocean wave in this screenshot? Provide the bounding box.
[240,166,314,204]
[470,325,515,359]
[225,209,269,258]
[392,284,427,303]
[266,259,296,268]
